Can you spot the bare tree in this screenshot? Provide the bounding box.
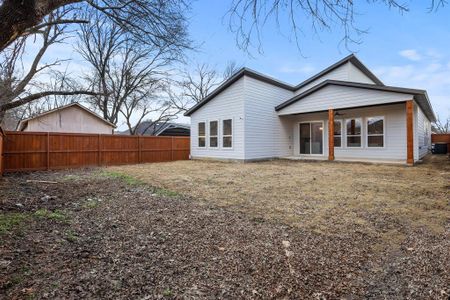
[180,61,243,105]
[0,0,191,52]
[432,114,450,134]
[226,0,447,53]
[180,63,220,104]
[0,8,96,121]
[77,10,189,131]
[223,60,242,79]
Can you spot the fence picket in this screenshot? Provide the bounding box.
[2,131,190,173]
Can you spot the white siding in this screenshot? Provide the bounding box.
[244,76,294,159]
[416,103,431,159]
[294,62,376,95]
[285,103,408,162]
[348,62,376,84]
[278,85,413,116]
[190,77,246,160]
[25,106,114,134]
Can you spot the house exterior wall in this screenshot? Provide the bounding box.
[243,76,294,160]
[286,103,409,162]
[24,106,114,134]
[415,102,432,159]
[278,85,413,116]
[294,61,376,95]
[190,77,246,160]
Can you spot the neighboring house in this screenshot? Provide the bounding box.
[18,103,116,134]
[185,54,436,165]
[120,121,190,136]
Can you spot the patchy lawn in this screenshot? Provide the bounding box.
[112,156,450,238]
[0,156,448,299]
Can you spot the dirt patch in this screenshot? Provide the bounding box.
[0,165,449,299]
[111,156,450,237]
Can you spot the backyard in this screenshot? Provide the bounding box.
[1,157,449,299]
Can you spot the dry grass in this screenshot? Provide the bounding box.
[111,156,450,240]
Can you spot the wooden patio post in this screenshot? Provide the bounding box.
[328,108,335,160]
[406,100,414,165]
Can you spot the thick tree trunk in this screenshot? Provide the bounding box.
[0,0,81,51]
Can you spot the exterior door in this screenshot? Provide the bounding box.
[299,122,323,155]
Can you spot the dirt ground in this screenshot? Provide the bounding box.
[0,156,449,299]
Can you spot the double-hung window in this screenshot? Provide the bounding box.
[198,122,206,148]
[209,120,218,148]
[333,120,342,147]
[367,116,384,147]
[222,119,232,148]
[346,118,362,147]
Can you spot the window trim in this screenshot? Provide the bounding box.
[222,118,233,149]
[208,120,219,149]
[345,118,362,148]
[333,119,343,148]
[197,121,206,149]
[366,116,385,148]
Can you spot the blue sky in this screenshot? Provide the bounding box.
[32,1,449,128]
[186,1,449,121]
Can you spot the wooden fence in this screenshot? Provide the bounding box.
[432,133,450,154]
[1,131,190,174]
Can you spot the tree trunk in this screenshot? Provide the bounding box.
[0,0,80,51]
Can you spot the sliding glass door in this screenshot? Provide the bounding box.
[299,122,323,155]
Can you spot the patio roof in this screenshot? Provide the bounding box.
[275,80,436,122]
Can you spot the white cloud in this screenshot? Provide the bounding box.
[374,62,450,119]
[399,49,422,61]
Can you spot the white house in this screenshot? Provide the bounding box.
[184,55,435,165]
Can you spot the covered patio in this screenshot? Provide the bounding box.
[274,80,428,164]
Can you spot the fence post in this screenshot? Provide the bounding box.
[98,134,101,166]
[171,137,174,161]
[0,127,4,176]
[138,135,141,163]
[46,132,50,170]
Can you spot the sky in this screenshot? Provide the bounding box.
[186,1,449,120]
[30,1,450,129]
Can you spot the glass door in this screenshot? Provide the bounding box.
[299,123,311,154]
[299,122,323,155]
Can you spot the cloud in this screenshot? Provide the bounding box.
[374,62,450,119]
[399,49,422,61]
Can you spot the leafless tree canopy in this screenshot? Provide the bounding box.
[433,115,450,134]
[0,8,96,119]
[0,0,191,53]
[77,10,189,132]
[180,61,243,105]
[227,0,447,52]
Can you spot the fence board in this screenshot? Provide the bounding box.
[1,131,190,173]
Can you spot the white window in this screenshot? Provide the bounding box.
[222,119,232,148]
[333,120,342,148]
[346,118,362,147]
[367,116,384,147]
[209,120,218,148]
[198,122,206,148]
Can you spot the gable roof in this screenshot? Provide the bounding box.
[184,54,385,117]
[18,103,116,131]
[184,68,295,116]
[294,54,384,89]
[275,80,436,122]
